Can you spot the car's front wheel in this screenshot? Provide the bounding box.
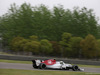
[72,65,79,71]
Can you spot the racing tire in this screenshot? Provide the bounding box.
[72,65,79,71]
[39,63,46,69]
[32,60,38,69]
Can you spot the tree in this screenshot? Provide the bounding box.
[97,25,100,38]
[10,36,28,52]
[32,4,52,40]
[40,39,52,55]
[70,37,83,58]
[0,3,34,46]
[97,39,100,58]
[51,5,66,41]
[0,3,99,50]
[29,35,38,41]
[10,36,40,54]
[70,7,98,38]
[50,41,61,56]
[23,41,40,54]
[59,32,72,57]
[80,34,99,58]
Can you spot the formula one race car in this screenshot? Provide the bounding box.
[32,59,84,71]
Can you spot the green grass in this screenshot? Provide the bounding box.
[78,64,100,68]
[0,52,13,55]
[0,69,93,75]
[0,59,100,68]
[0,59,32,64]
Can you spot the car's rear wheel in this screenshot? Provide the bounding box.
[39,63,46,69]
[72,65,79,71]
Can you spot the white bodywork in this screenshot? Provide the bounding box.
[35,60,72,69]
[46,61,72,69]
[34,60,84,71]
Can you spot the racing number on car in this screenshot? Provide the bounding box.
[48,60,52,64]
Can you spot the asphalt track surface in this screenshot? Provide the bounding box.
[0,62,100,73]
